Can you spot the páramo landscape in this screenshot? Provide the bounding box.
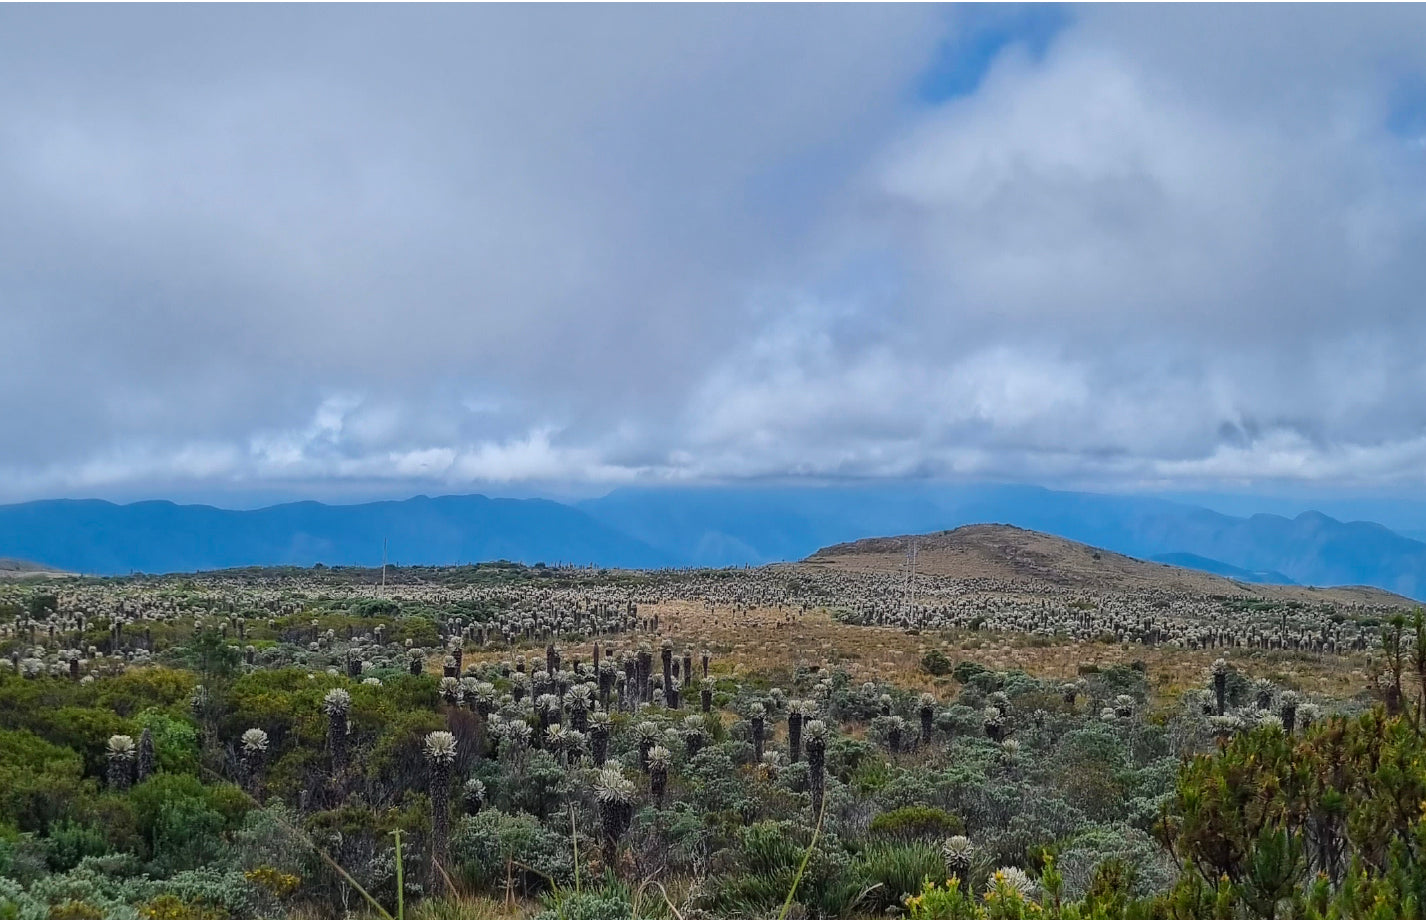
[5,5,1426,920]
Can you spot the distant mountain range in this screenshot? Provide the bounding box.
[1146,553,1295,586]
[0,494,671,575]
[578,484,1426,598]
[3,483,1426,600]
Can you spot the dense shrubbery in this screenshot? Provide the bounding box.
[449,810,575,895]
[2,573,1424,919]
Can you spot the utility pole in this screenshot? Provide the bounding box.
[902,539,918,619]
[379,538,388,595]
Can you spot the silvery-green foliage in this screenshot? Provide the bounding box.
[0,875,44,920]
[1054,822,1178,899]
[463,778,486,807]
[450,810,575,893]
[425,730,459,763]
[563,729,586,758]
[322,688,351,714]
[503,719,533,751]
[941,834,975,874]
[988,866,1036,898]
[106,734,136,759]
[227,803,307,876]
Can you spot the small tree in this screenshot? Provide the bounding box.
[787,700,813,763]
[323,688,351,778]
[749,703,766,762]
[635,721,660,773]
[594,764,635,870]
[136,726,156,783]
[941,834,975,885]
[649,745,671,807]
[917,693,937,747]
[425,730,458,888]
[106,734,136,790]
[1212,658,1229,717]
[805,719,827,819]
[463,778,486,815]
[241,728,269,801]
[590,710,612,764]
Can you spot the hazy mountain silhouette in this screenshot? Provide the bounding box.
[0,494,671,575]
[580,484,1426,598]
[5,484,1426,598]
[1147,552,1296,585]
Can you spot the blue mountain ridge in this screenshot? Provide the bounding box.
[0,494,672,575]
[1147,553,1297,586]
[2,484,1425,599]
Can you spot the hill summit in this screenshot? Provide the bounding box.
[0,557,67,578]
[803,523,1414,607]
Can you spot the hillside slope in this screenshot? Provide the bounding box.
[803,524,1415,607]
[0,557,69,578]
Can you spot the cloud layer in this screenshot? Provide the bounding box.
[4,5,1426,502]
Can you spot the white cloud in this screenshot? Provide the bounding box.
[4,6,1426,503]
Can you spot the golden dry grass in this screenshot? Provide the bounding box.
[450,599,1375,707]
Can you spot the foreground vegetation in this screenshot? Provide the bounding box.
[2,564,1424,919]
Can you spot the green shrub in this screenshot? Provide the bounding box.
[1087,665,1147,705]
[47,901,106,920]
[131,712,199,776]
[86,669,196,718]
[532,887,632,920]
[684,746,755,819]
[826,736,877,785]
[225,804,307,877]
[920,650,954,677]
[1055,823,1176,900]
[449,810,573,896]
[154,868,262,920]
[854,841,944,913]
[701,821,865,918]
[128,775,248,874]
[30,707,132,778]
[0,729,87,832]
[869,806,964,842]
[348,599,400,619]
[958,658,992,681]
[44,821,111,873]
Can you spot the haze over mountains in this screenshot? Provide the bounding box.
[4,483,1426,600]
[0,495,672,576]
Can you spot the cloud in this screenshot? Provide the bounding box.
[3,5,1426,502]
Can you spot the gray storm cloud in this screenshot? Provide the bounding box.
[2,4,1426,501]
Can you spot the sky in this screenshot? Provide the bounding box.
[4,4,1426,510]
